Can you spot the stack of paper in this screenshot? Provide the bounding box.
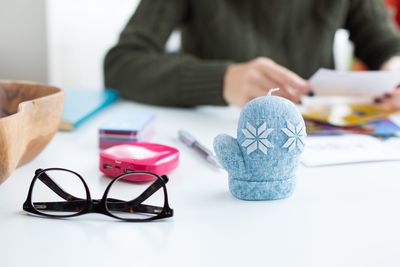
[301,135,400,167]
[99,113,155,149]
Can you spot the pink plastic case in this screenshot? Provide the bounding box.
[99,143,179,181]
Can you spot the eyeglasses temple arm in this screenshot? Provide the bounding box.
[108,175,169,215]
[106,199,163,215]
[35,169,82,201]
[124,175,168,207]
[32,200,87,212]
[33,199,163,215]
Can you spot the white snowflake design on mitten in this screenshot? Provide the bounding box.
[281,121,306,152]
[241,122,273,155]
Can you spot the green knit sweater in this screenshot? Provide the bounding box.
[104,0,400,107]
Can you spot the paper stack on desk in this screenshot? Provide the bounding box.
[309,68,400,97]
[304,69,400,137]
[302,102,400,137]
[305,118,400,137]
[99,113,155,149]
[302,135,400,167]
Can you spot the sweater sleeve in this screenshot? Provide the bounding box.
[345,0,400,70]
[104,0,230,107]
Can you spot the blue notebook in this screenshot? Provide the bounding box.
[60,89,119,131]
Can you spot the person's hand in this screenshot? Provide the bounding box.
[223,57,313,107]
[375,56,400,110]
[374,86,400,110]
[381,56,400,72]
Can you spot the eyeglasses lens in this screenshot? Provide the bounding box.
[31,170,87,216]
[106,173,165,220]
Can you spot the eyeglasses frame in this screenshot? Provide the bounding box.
[23,168,173,222]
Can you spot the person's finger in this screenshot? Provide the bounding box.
[374,86,400,104]
[242,70,297,102]
[246,67,303,103]
[391,94,400,109]
[381,56,400,71]
[259,62,310,103]
[246,69,276,92]
[386,92,400,109]
[374,97,382,104]
[272,65,312,95]
[243,76,295,103]
[255,58,313,95]
[268,84,301,104]
[375,90,400,110]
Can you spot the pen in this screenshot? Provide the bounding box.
[178,130,222,169]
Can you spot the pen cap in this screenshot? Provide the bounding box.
[214,91,306,200]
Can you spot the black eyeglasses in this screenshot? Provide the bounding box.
[23,168,173,222]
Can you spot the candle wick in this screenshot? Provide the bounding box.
[267,88,280,96]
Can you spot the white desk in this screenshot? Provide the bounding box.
[1,101,400,267]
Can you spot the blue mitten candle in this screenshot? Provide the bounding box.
[213,89,306,200]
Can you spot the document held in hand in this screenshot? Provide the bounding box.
[309,68,400,98]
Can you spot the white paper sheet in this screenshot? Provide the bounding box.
[301,135,400,167]
[309,68,400,97]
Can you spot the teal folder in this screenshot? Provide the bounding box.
[60,89,119,131]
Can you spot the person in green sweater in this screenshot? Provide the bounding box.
[104,0,400,108]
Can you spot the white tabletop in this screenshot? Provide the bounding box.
[1,101,400,267]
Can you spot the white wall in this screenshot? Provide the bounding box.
[47,0,140,89]
[0,0,47,82]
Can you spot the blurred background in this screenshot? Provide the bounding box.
[0,0,399,90]
[0,0,140,89]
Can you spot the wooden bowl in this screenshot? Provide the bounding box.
[0,81,64,183]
